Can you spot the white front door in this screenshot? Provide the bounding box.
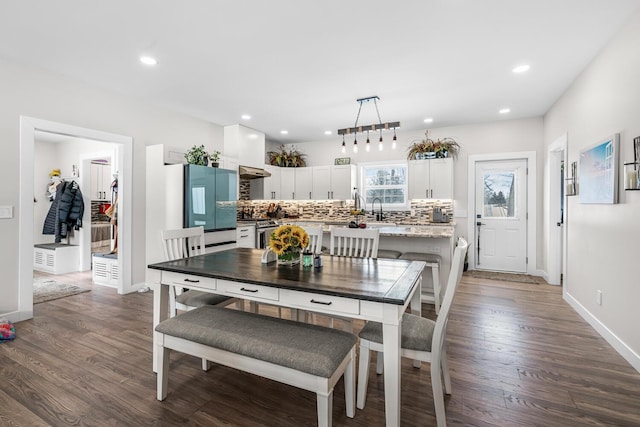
[475,159,527,272]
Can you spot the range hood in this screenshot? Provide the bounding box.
[239,165,271,179]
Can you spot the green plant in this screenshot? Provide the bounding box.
[185,144,210,165]
[407,131,460,160]
[210,150,221,162]
[267,144,307,167]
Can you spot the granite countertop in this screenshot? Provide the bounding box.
[282,220,454,238]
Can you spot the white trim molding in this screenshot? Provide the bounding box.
[565,291,640,373]
[19,117,135,320]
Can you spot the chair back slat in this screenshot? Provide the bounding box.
[432,237,469,354]
[330,227,380,258]
[161,226,206,261]
[301,226,324,254]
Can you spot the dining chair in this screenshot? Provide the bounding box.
[356,237,469,427]
[330,227,379,258]
[301,225,324,254]
[161,226,237,317]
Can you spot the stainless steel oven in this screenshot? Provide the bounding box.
[255,220,278,249]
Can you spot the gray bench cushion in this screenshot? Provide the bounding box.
[358,313,435,352]
[377,249,402,259]
[400,252,442,264]
[156,306,357,378]
[176,290,232,307]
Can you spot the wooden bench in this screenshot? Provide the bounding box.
[155,305,357,426]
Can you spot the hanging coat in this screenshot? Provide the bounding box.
[54,180,84,243]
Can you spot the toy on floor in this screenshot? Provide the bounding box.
[0,319,15,342]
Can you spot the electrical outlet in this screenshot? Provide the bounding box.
[329,208,334,216]
[411,209,416,216]
[0,205,13,219]
[596,290,602,305]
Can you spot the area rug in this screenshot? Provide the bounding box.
[464,270,545,284]
[33,279,90,304]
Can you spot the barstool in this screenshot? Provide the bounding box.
[399,252,442,314]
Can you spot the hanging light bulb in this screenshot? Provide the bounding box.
[353,135,358,153]
[341,134,346,154]
[378,129,384,151]
[392,127,397,150]
[366,130,371,152]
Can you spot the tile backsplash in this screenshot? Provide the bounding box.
[237,199,452,225]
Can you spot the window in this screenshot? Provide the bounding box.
[361,163,409,210]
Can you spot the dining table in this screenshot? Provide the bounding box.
[148,247,425,426]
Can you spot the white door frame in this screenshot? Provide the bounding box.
[19,117,134,319]
[546,134,568,285]
[467,151,537,275]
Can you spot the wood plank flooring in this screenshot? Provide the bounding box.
[2,271,639,426]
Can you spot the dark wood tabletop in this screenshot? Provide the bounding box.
[148,248,424,305]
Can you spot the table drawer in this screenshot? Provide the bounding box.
[280,289,360,315]
[218,279,279,302]
[161,271,216,291]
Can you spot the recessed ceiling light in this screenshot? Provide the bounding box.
[324,130,332,135]
[423,118,434,123]
[241,114,251,120]
[139,56,158,66]
[248,133,258,139]
[512,64,530,73]
[499,108,511,114]
[280,130,288,135]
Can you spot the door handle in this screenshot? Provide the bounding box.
[556,222,562,227]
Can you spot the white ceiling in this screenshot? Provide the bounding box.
[2,1,640,144]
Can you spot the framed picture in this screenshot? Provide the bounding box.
[334,157,351,165]
[579,133,619,204]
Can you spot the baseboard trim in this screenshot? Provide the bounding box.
[1,309,34,323]
[564,291,640,373]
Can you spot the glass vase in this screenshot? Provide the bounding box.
[277,249,301,267]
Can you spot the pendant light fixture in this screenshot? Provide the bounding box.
[338,96,400,153]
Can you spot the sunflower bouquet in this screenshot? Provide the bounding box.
[269,225,309,265]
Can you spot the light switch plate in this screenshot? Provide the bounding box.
[0,205,14,219]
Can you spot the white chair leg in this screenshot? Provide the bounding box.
[356,343,371,409]
[431,353,447,427]
[441,346,452,395]
[201,358,211,371]
[376,351,384,375]
[316,391,332,427]
[156,343,170,401]
[344,348,356,418]
[168,288,177,318]
[432,262,441,314]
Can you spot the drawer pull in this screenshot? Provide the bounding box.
[310,299,332,306]
[240,287,259,293]
[184,278,200,283]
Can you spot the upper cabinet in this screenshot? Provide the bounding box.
[312,165,356,200]
[90,162,112,201]
[294,167,313,200]
[408,158,453,200]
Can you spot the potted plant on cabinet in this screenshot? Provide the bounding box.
[210,150,221,168]
[407,131,460,160]
[267,144,307,167]
[185,144,210,166]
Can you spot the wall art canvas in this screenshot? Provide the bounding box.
[579,133,619,204]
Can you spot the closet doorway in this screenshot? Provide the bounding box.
[19,117,133,319]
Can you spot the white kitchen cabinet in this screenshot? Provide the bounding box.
[312,165,356,200]
[219,155,239,171]
[90,163,112,200]
[236,225,256,248]
[263,165,281,200]
[294,167,313,200]
[280,168,295,200]
[408,158,453,199]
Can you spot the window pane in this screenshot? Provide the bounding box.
[483,170,516,217]
[362,164,408,208]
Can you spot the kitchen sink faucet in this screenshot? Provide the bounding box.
[371,197,385,222]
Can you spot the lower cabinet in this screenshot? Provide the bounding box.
[236,225,256,248]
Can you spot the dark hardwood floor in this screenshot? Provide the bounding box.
[2,271,639,426]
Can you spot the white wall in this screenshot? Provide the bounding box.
[0,57,223,317]
[543,11,640,369]
[284,117,545,266]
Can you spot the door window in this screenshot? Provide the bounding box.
[482,170,517,218]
